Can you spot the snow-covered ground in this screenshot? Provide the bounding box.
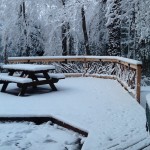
[0,77,149,150]
[141,86,150,108]
[0,121,84,150]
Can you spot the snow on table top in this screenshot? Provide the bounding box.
[8,56,142,65]
[2,64,55,71]
[0,74,32,83]
[0,77,146,150]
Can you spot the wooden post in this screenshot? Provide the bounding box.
[136,65,142,103]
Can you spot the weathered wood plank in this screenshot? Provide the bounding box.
[136,65,142,103]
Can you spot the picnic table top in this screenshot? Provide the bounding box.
[1,64,55,71]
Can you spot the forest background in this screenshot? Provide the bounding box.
[0,0,150,79]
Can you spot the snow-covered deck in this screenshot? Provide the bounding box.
[0,77,149,149]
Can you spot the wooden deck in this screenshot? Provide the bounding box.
[0,77,148,150]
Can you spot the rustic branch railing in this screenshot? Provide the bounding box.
[8,56,142,103]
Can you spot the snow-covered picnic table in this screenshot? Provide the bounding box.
[0,64,65,96]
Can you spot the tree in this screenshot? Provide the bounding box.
[88,0,108,55]
[106,0,121,56]
[61,0,72,56]
[81,5,90,55]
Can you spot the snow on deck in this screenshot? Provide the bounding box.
[0,77,147,149]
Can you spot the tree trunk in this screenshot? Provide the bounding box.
[20,1,29,56]
[4,36,8,64]
[81,6,90,55]
[62,23,67,56]
[61,0,71,56]
[107,0,121,56]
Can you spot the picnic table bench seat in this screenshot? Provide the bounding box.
[0,74,34,96]
[35,73,65,82]
[0,74,32,83]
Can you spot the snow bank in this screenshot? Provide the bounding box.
[146,93,150,107]
[0,122,84,150]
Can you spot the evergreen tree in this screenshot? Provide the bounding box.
[106,0,121,56]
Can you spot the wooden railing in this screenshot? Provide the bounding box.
[8,56,142,103]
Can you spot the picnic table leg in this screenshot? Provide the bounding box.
[1,70,15,92]
[28,72,39,81]
[49,82,57,91]
[18,85,27,96]
[43,72,57,91]
[17,72,26,88]
[8,70,15,76]
[28,72,39,89]
[1,82,9,92]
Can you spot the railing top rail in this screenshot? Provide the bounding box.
[8,56,142,66]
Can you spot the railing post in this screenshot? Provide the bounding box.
[136,64,142,103]
[83,58,87,76]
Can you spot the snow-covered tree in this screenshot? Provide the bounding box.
[0,0,150,76]
[105,0,121,56]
